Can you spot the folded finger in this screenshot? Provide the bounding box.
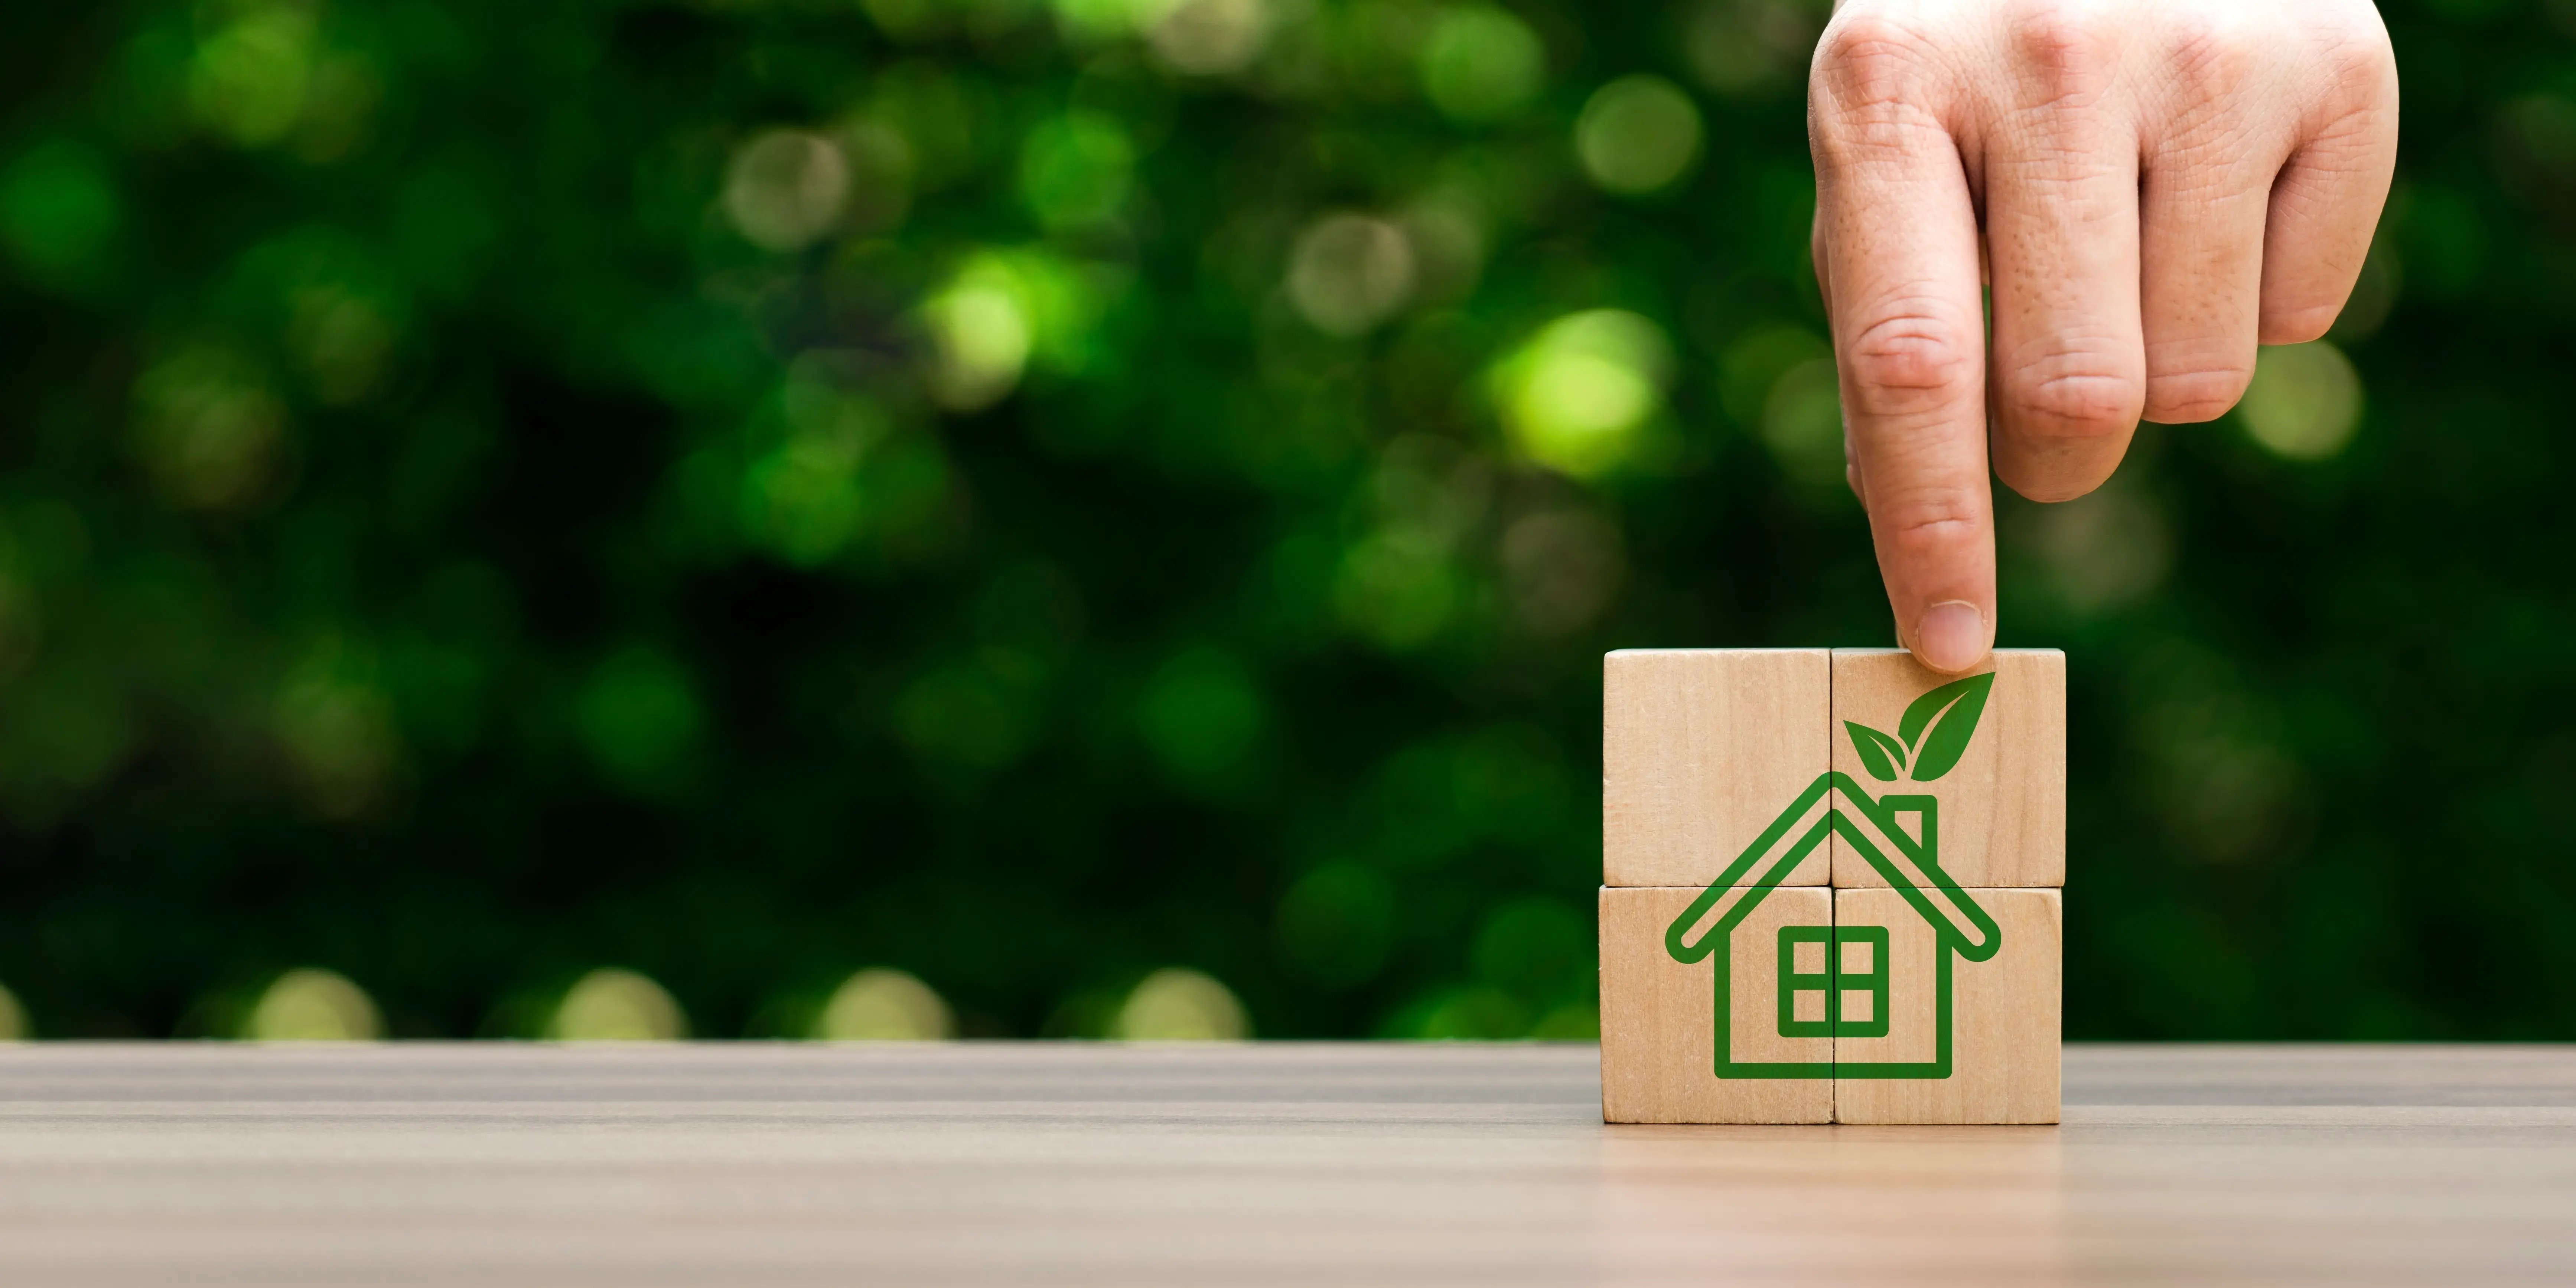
[2133,19,2311,425]
[1980,20,2146,503]
[2259,17,2401,342]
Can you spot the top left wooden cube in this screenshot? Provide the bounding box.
[1603,649,1831,887]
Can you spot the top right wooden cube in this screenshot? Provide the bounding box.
[1830,649,2064,888]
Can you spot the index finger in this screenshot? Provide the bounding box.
[1809,18,1994,674]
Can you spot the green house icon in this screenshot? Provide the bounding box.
[1661,673,2007,1081]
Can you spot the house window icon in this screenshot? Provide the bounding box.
[1776,925,1889,1040]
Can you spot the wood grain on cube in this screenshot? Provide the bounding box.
[1830,649,2064,888]
[1605,649,1831,888]
[1831,886,2061,1125]
[1600,885,1831,1124]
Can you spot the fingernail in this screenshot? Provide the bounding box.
[1915,601,1988,674]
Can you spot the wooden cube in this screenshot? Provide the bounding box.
[1600,884,1833,1124]
[1830,886,2061,1125]
[1604,649,1831,888]
[1829,649,2064,889]
[1599,646,2064,1125]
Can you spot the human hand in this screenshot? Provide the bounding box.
[1808,0,2398,671]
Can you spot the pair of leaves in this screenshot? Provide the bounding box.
[1844,671,1995,783]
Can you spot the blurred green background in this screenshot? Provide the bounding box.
[0,0,2560,1042]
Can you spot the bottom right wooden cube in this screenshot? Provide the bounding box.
[1831,886,2061,1125]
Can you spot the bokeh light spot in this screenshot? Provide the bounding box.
[1420,6,1545,123]
[188,6,317,147]
[1113,968,1250,1040]
[723,129,852,253]
[234,225,408,405]
[2239,340,2363,461]
[1575,76,1704,195]
[1149,0,1275,74]
[1520,355,1652,451]
[923,265,1035,410]
[1493,309,1674,478]
[1287,213,1416,335]
[815,968,955,1040]
[274,642,401,819]
[128,342,288,511]
[918,247,1110,413]
[1333,532,1458,650]
[244,968,383,1041]
[740,442,866,565]
[742,363,886,565]
[1018,111,1135,231]
[551,968,689,1041]
[288,284,397,405]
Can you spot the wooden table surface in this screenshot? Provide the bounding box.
[0,1043,2569,1285]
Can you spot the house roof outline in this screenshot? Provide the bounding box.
[1664,771,2002,966]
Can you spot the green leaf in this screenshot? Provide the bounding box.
[1843,721,1905,781]
[1901,672,1994,782]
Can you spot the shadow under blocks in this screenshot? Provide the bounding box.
[1600,648,2064,1124]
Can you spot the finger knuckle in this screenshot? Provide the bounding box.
[1812,13,1939,119]
[2316,16,2397,87]
[2002,0,2114,89]
[1844,307,1981,416]
[2159,13,2265,105]
[2300,19,2397,122]
[1875,485,1987,560]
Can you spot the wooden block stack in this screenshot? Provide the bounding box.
[1599,648,2064,1125]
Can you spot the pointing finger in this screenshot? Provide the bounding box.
[1810,16,1994,674]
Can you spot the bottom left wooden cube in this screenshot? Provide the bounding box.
[1599,884,1833,1124]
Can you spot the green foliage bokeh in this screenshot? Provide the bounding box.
[0,0,2567,1040]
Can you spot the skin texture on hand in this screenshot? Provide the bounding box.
[1807,0,2399,672]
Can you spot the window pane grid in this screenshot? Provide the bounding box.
[1833,925,1890,1038]
[1775,925,1833,1039]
